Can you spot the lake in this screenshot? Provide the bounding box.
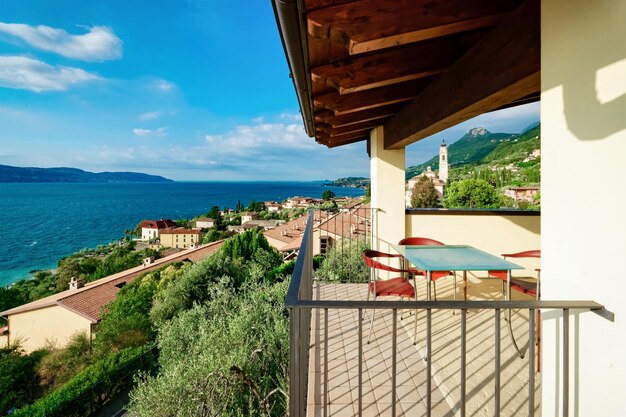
[0,181,363,286]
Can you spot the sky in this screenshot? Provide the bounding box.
[0,0,539,181]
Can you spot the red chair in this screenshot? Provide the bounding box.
[362,249,417,343]
[398,237,454,300]
[488,250,541,369]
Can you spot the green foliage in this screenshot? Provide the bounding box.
[202,228,233,244]
[94,279,157,357]
[37,333,93,390]
[12,346,154,417]
[207,205,224,229]
[0,345,46,415]
[221,228,279,263]
[410,176,440,208]
[265,259,296,285]
[317,241,369,283]
[322,189,335,200]
[247,200,266,213]
[128,281,289,417]
[443,178,501,209]
[0,286,27,325]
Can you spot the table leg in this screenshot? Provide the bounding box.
[463,271,467,301]
[506,269,525,359]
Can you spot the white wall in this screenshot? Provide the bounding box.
[370,126,406,248]
[542,1,626,416]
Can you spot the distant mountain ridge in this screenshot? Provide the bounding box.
[406,124,538,179]
[0,164,173,183]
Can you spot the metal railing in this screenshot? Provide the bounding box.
[286,209,613,417]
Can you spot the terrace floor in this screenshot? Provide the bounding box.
[306,274,540,417]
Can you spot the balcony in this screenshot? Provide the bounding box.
[287,209,611,417]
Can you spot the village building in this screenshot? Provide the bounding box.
[240,212,260,224]
[0,241,223,353]
[505,186,540,204]
[195,217,215,229]
[139,219,176,241]
[159,228,203,249]
[266,202,282,213]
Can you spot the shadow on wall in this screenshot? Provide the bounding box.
[543,2,626,141]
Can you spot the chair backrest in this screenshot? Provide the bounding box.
[361,249,406,273]
[501,250,541,259]
[398,237,445,246]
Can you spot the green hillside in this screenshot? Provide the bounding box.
[481,125,540,164]
[406,127,517,179]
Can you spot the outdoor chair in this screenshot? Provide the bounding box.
[361,249,417,343]
[398,237,455,300]
[488,250,541,369]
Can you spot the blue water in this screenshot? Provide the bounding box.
[0,182,363,286]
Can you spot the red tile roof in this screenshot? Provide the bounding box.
[140,219,176,229]
[1,241,224,322]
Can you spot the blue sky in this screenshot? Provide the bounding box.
[0,1,539,181]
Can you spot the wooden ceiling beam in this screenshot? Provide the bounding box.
[326,118,387,136]
[311,39,461,94]
[384,0,540,150]
[315,103,404,128]
[313,78,430,115]
[307,0,522,55]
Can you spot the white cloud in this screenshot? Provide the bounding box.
[0,55,101,92]
[203,118,314,152]
[133,127,168,136]
[133,128,152,136]
[0,23,122,61]
[156,80,174,91]
[139,111,161,120]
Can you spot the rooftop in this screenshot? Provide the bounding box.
[1,240,224,321]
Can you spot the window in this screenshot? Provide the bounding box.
[320,236,329,255]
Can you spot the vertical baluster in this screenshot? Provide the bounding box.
[392,309,398,417]
[358,308,363,417]
[324,308,329,417]
[563,308,569,417]
[495,309,501,417]
[461,309,467,417]
[427,308,432,417]
[529,309,535,416]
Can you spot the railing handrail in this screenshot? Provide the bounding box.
[285,208,316,306]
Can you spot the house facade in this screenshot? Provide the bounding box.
[139,219,176,241]
[159,228,202,249]
[195,217,215,229]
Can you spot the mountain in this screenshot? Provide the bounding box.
[323,176,370,188]
[406,127,520,178]
[481,125,540,164]
[0,165,173,183]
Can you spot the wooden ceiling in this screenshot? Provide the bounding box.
[291,0,540,148]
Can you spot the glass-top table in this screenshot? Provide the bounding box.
[392,244,526,358]
[392,244,523,273]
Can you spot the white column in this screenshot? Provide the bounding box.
[541,1,626,416]
[370,126,406,251]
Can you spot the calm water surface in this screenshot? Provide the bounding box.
[0,182,363,285]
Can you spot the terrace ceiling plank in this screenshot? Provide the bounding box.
[307,0,522,56]
[384,0,540,149]
[314,78,431,115]
[315,103,404,127]
[311,39,462,94]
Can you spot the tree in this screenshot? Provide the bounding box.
[410,176,440,208]
[247,200,265,213]
[443,178,501,209]
[322,190,335,201]
[207,206,224,229]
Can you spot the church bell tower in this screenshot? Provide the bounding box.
[439,140,448,182]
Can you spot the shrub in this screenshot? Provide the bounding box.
[11,346,154,417]
[128,281,289,417]
[316,241,369,283]
[0,344,46,415]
